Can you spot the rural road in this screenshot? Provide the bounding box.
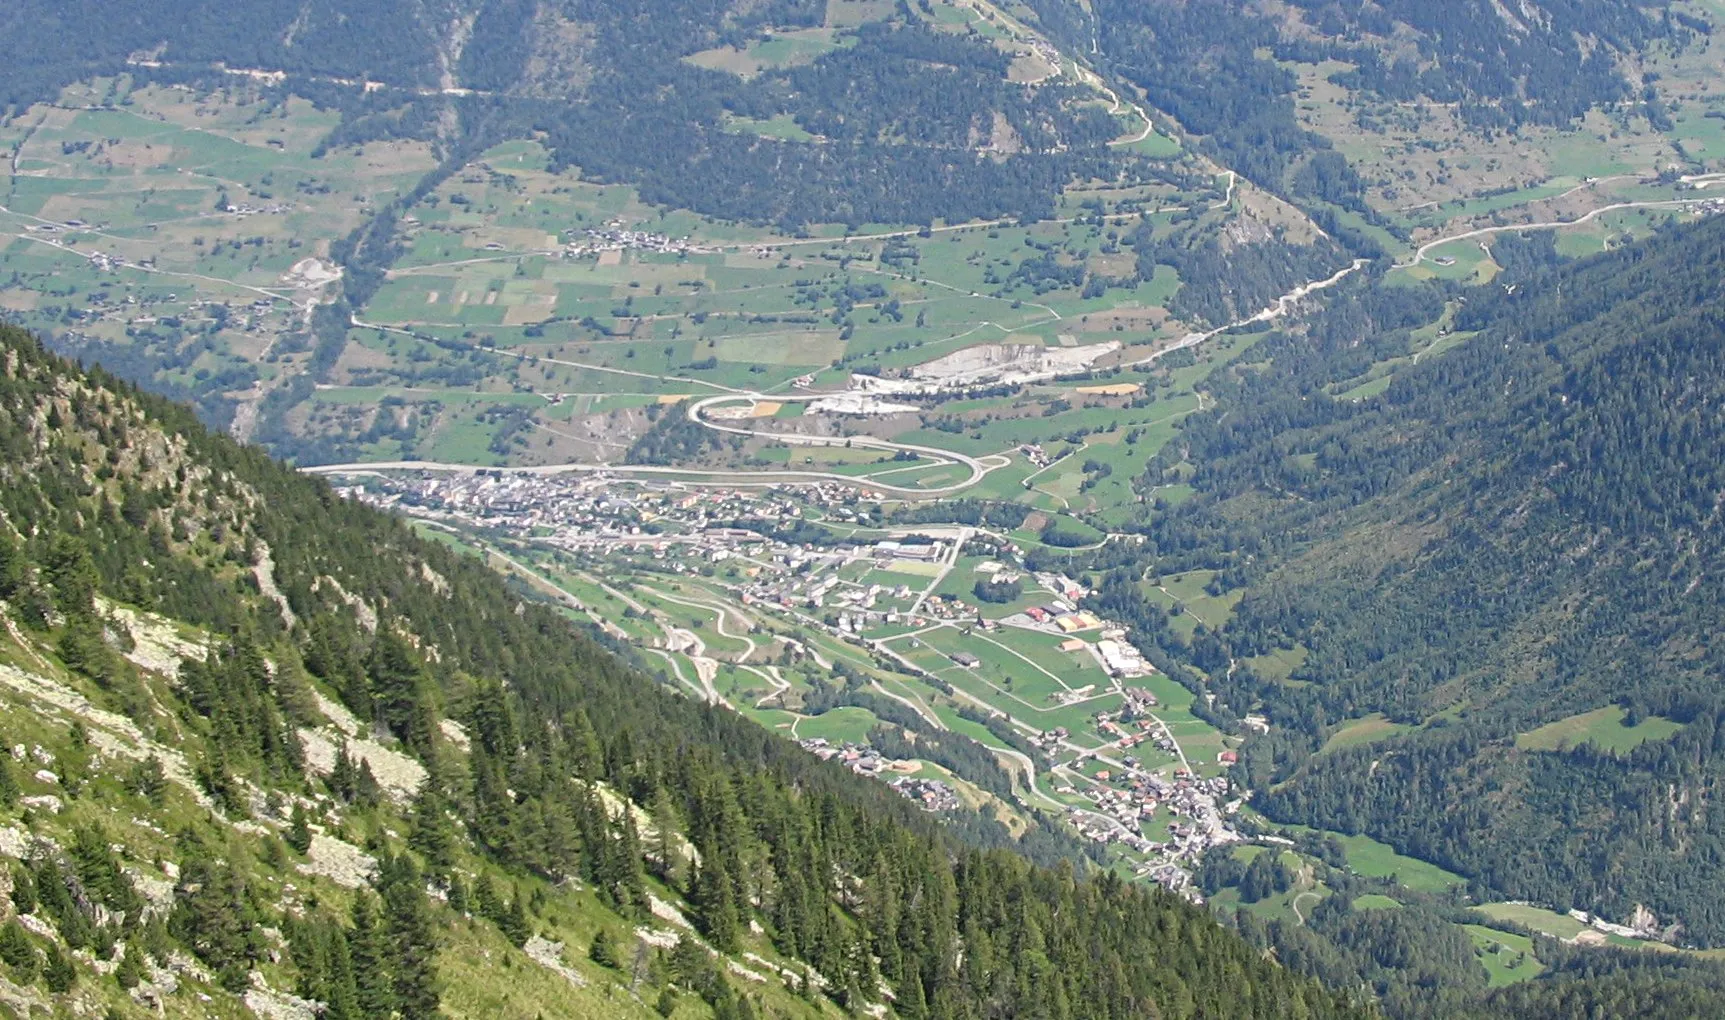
[1400,196,1722,267]
[305,456,983,497]
[687,392,995,494]
[1123,258,1369,369]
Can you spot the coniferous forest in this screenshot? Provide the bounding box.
[1111,213,1725,947]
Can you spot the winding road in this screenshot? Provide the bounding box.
[1400,197,1722,267]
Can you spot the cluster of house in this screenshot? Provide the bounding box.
[1063,766,1237,880]
[354,473,834,548]
[796,739,959,811]
[798,737,889,773]
[221,201,295,217]
[887,776,962,813]
[1093,639,1151,678]
[1018,443,1055,468]
[340,470,1247,888]
[560,225,719,260]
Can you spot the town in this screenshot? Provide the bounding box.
[332,467,1248,896]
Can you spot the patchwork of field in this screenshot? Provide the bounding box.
[0,79,439,434]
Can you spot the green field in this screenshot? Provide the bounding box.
[1474,902,1592,941]
[1318,832,1467,894]
[1464,925,1546,987]
[1319,714,1414,755]
[1515,706,1684,754]
[793,706,882,745]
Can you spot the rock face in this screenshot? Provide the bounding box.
[851,340,1124,393]
[523,936,588,989]
[0,662,209,807]
[244,977,322,1020]
[295,833,378,889]
[297,692,427,803]
[911,341,1119,381]
[1631,904,1659,936]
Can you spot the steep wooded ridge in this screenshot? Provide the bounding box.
[0,322,1367,1016]
[1134,214,1725,944]
[0,0,1151,229]
[0,0,1691,233]
[1025,0,1690,213]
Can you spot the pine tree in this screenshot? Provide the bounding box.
[168,854,256,992]
[354,759,382,809]
[321,922,362,1020]
[42,945,75,992]
[42,534,98,617]
[0,753,17,809]
[0,530,23,599]
[0,921,36,978]
[287,803,313,855]
[648,784,681,886]
[330,743,359,802]
[473,873,502,924]
[114,941,144,990]
[124,755,167,805]
[567,709,603,779]
[380,856,440,1019]
[499,891,531,947]
[408,786,456,874]
[368,631,435,755]
[601,810,646,912]
[589,928,619,969]
[693,860,740,954]
[349,893,395,1020]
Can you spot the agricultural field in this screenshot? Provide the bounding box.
[0,79,437,436]
[1470,902,1687,954]
[1319,714,1415,756]
[16,2,1717,971]
[1288,11,1725,248]
[304,138,1236,466]
[1265,824,1468,897]
[1465,926,1546,987]
[1515,706,1685,754]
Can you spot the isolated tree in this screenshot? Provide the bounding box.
[588,928,620,969]
[287,803,313,855]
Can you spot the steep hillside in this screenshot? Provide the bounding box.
[0,0,1149,228]
[0,321,1368,1017]
[1025,0,1704,239]
[1129,213,1725,942]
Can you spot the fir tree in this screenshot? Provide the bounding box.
[114,941,144,990]
[42,534,97,617]
[349,893,395,1020]
[589,928,620,969]
[693,860,740,954]
[322,921,363,1020]
[499,891,531,948]
[0,921,36,977]
[0,530,23,600]
[287,803,313,855]
[0,753,16,809]
[42,945,75,993]
[379,856,440,1019]
[408,785,456,874]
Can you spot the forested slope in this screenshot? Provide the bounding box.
[1017,0,1693,224]
[0,0,1155,230]
[0,322,1368,1016]
[1134,214,1725,942]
